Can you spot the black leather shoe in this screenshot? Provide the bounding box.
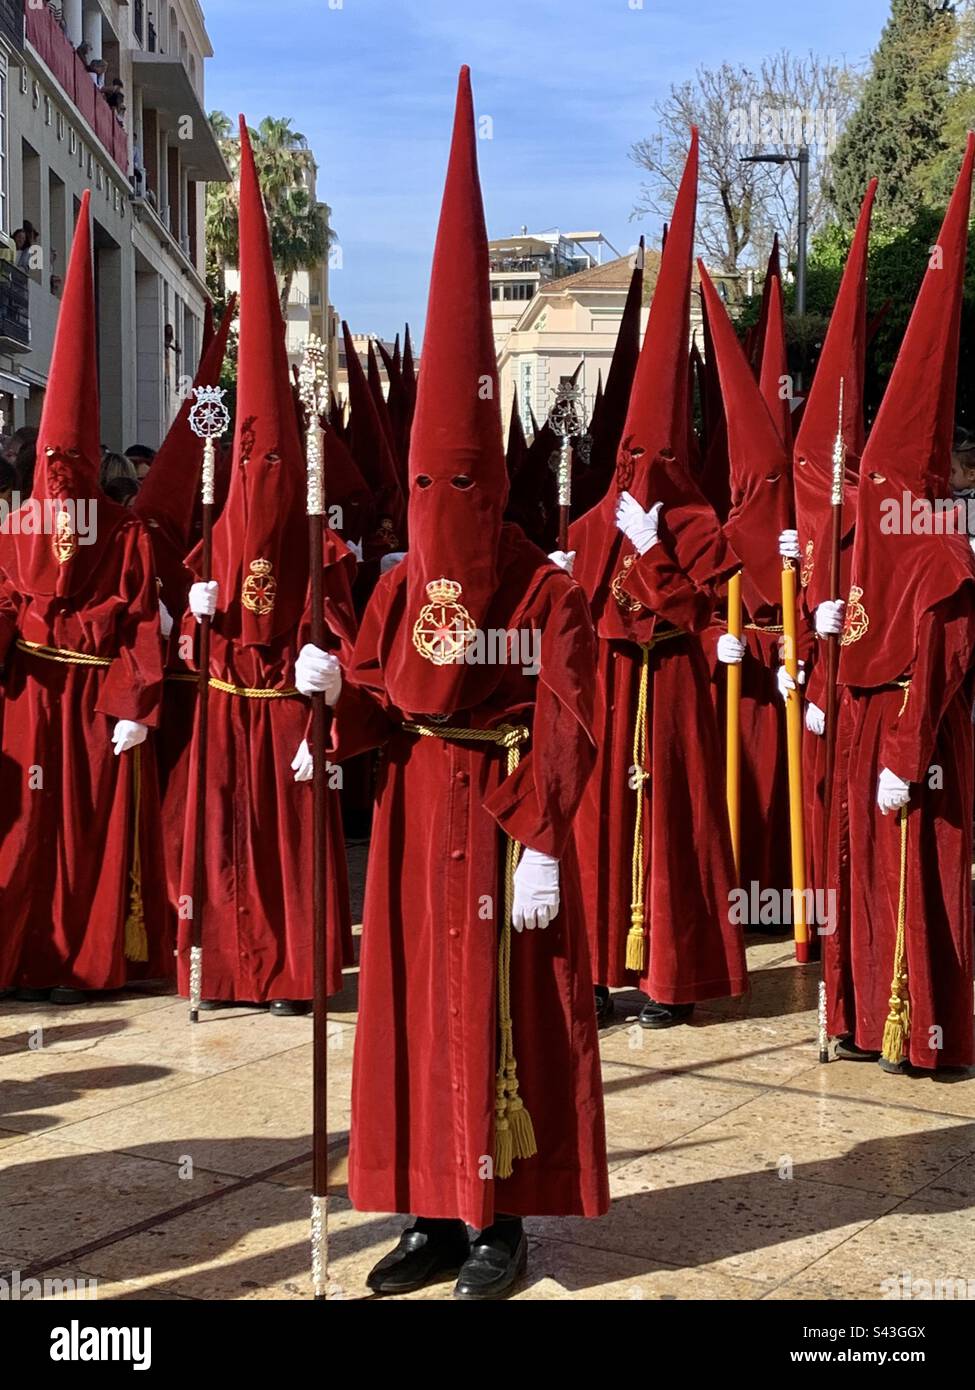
[14,988,50,1003]
[594,986,615,1028]
[638,998,694,1029]
[835,1037,879,1062]
[878,1056,910,1075]
[269,999,310,1017]
[49,987,87,1005]
[366,1219,469,1295]
[196,999,226,1012]
[454,1221,527,1300]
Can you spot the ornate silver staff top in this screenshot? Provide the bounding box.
[830,377,846,509]
[299,335,329,518]
[188,384,230,507]
[547,381,587,508]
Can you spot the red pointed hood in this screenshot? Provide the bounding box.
[342,320,406,551]
[201,298,216,356]
[841,138,975,688]
[572,130,736,641]
[3,191,131,598]
[700,263,792,614]
[745,235,781,373]
[199,117,309,646]
[505,386,528,480]
[759,273,793,450]
[384,66,509,717]
[134,295,236,558]
[793,180,876,604]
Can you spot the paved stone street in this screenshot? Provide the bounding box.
[3,884,975,1301]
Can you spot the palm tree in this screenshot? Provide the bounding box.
[206,111,331,320]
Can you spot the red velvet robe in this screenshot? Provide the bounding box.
[176,541,357,1001]
[826,593,975,1067]
[0,521,170,989]
[574,543,747,1000]
[336,533,609,1227]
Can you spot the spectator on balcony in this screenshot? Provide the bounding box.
[89,58,108,88]
[105,78,125,111]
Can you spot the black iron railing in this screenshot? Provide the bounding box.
[0,262,30,350]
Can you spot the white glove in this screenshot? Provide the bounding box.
[548,549,575,574]
[295,643,342,705]
[717,633,745,665]
[779,528,800,560]
[815,599,845,637]
[512,848,560,932]
[878,767,910,816]
[776,660,806,699]
[805,701,825,736]
[380,550,407,574]
[616,493,663,556]
[159,599,174,639]
[112,719,148,755]
[347,538,364,564]
[291,739,314,783]
[189,580,218,623]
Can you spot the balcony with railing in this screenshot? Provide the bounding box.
[22,1,130,173]
[0,261,31,354]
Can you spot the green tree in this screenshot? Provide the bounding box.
[205,112,331,322]
[829,1,958,229]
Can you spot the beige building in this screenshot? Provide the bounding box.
[0,0,228,447]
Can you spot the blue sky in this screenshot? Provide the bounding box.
[202,0,892,344]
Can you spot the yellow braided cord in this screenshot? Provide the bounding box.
[896,679,912,719]
[745,624,785,634]
[403,721,536,1176]
[626,645,651,973]
[124,744,148,963]
[16,638,112,667]
[207,677,299,699]
[881,806,911,1064]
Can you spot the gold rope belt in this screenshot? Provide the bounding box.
[403,719,534,1179]
[882,681,912,1064]
[16,638,112,667]
[207,677,299,699]
[625,628,686,974]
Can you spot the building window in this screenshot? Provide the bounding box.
[134,0,145,45]
[0,59,6,235]
[519,360,533,426]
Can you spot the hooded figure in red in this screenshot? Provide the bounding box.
[570,132,746,1027]
[825,136,975,1071]
[177,116,357,1007]
[329,67,607,1300]
[699,263,795,924]
[0,191,169,995]
[133,298,236,911]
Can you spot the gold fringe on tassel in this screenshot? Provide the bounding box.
[627,645,651,974]
[124,744,148,963]
[881,805,911,1065]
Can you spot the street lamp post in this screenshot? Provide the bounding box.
[740,145,810,316]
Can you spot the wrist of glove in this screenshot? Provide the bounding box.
[291,739,314,783]
[615,493,662,557]
[776,660,806,700]
[778,528,800,560]
[512,847,560,932]
[717,633,745,665]
[805,701,825,736]
[877,767,910,815]
[112,719,148,755]
[295,643,342,704]
[548,549,575,575]
[380,550,407,575]
[188,580,218,623]
[159,599,174,639]
[815,599,845,638]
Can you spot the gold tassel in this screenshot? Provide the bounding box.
[504,1062,537,1161]
[124,745,148,963]
[627,645,651,974]
[494,1077,514,1180]
[881,806,911,1064]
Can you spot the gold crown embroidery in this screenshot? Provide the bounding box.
[241,557,276,616]
[412,577,477,666]
[840,585,868,646]
[611,553,642,613]
[52,506,76,565]
[800,538,815,589]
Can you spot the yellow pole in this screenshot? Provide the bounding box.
[726,570,743,881]
[781,557,810,961]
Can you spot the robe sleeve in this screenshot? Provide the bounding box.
[483,578,597,859]
[96,525,165,727]
[620,541,720,633]
[879,591,975,785]
[330,578,399,760]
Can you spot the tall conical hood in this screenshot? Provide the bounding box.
[342,320,405,550]
[386,66,508,717]
[201,298,216,356]
[700,262,792,613]
[505,386,528,480]
[745,235,781,374]
[203,117,309,646]
[841,137,975,688]
[759,273,793,449]
[134,294,236,559]
[4,191,129,598]
[793,180,876,603]
[572,130,737,641]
